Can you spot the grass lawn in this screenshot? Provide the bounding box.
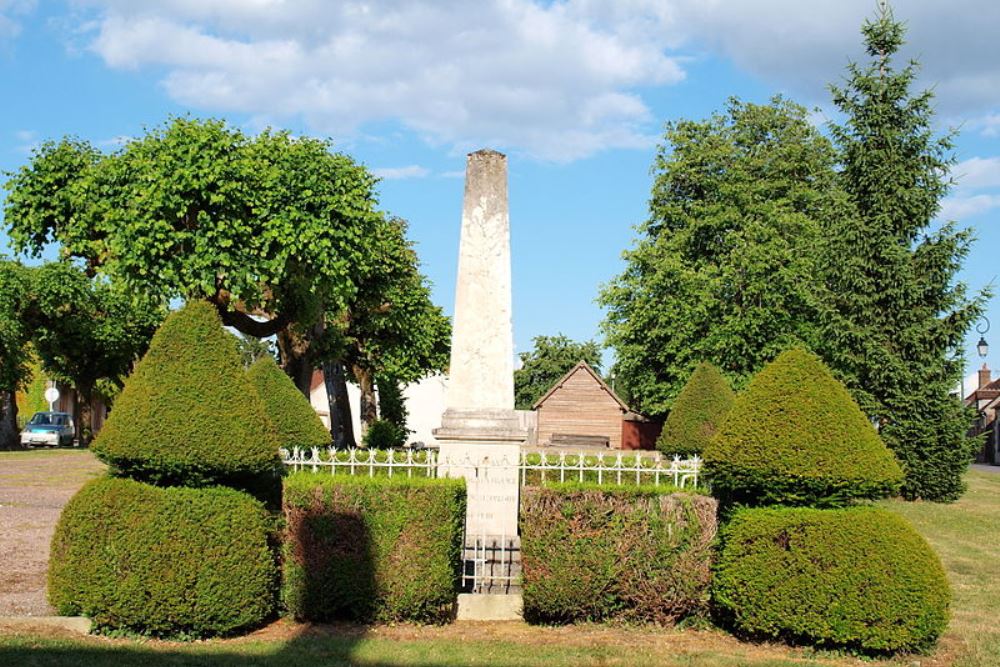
[1,450,996,667]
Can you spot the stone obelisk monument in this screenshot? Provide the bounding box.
[436,149,526,539]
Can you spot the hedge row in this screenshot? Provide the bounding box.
[282,473,466,623]
[712,506,949,653]
[49,477,277,637]
[520,484,717,624]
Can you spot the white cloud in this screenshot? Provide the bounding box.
[666,0,1000,116]
[371,165,430,180]
[0,0,35,42]
[74,0,685,161]
[953,157,1000,190]
[940,194,1000,221]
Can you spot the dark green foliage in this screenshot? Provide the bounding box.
[514,334,603,410]
[657,363,734,457]
[248,356,330,450]
[49,477,277,637]
[819,6,986,501]
[91,301,282,489]
[704,348,903,507]
[362,419,407,449]
[712,506,949,653]
[520,485,717,625]
[376,375,409,435]
[282,473,466,623]
[600,97,838,417]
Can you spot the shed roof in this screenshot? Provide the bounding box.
[532,361,630,412]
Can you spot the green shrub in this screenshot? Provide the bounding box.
[712,506,949,653]
[91,301,282,488]
[703,348,903,507]
[248,356,330,450]
[657,362,734,457]
[282,472,465,623]
[520,485,717,624]
[362,419,407,449]
[49,477,277,637]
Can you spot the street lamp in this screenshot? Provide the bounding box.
[977,317,990,359]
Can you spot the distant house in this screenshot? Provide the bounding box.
[965,363,1000,465]
[532,361,659,450]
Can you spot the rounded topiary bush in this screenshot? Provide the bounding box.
[703,347,903,507]
[657,362,734,457]
[49,476,277,637]
[91,300,281,488]
[248,356,330,450]
[712,506,949,653]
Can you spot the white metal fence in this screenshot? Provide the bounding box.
[279,446,702,489]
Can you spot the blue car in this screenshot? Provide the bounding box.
[20,412,76,447]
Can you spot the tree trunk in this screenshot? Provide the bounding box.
[352,364,378,436]
[0,392,19,450]
[323,361,356,449]
[77,384,94,446]
[277,327,317,397]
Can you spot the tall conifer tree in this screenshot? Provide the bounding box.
[820,3,986,501]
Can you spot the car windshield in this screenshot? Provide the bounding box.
[29,413,63,426]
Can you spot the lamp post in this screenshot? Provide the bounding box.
[977,316,990,359]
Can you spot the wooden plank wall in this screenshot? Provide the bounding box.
[536,368,625,449]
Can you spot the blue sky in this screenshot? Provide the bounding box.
[2,1,1000,388]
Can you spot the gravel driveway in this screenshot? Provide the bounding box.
[0,449,104,616]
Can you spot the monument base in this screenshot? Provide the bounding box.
[434,408,526,442]
[437,440,522,537]
[456,593,523,621]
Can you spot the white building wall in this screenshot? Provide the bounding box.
[309,374,449,447]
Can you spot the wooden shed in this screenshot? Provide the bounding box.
[533,362,630,449]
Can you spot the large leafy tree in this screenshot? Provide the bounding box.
[819,5,986,501]
[326,217,450,442]
[0,260,161,445]
[0,260,33,448]
[3,117,384,394]
[514,334,603,410]
[600,98,842,417]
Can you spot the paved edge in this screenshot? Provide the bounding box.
[0,616,91,635]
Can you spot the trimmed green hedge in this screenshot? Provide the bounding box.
[248,356,331,450]
[657,362,734,457]
[92,301,282,488]
[49,477,277,637]
[282,473,466,623]
[712,506,949,653]
[704,348,903,507]
[520,485,717,624]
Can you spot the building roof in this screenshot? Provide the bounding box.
[965,377,1000,406]
[532,361,630,412]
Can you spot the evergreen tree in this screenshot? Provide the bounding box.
[820,3,986,501]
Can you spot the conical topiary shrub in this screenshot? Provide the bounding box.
[703,347,903,507]
[91,300,282,488]
[248,355,331,450]
[657,362,734,457]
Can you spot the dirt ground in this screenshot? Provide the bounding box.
[0,450,104,616]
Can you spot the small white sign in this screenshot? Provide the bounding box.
[44,387,60,406]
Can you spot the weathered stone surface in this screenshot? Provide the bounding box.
[435,149,526,548]
[456,593,523,621]
[439,442,520,536]
[445,149,518,413]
